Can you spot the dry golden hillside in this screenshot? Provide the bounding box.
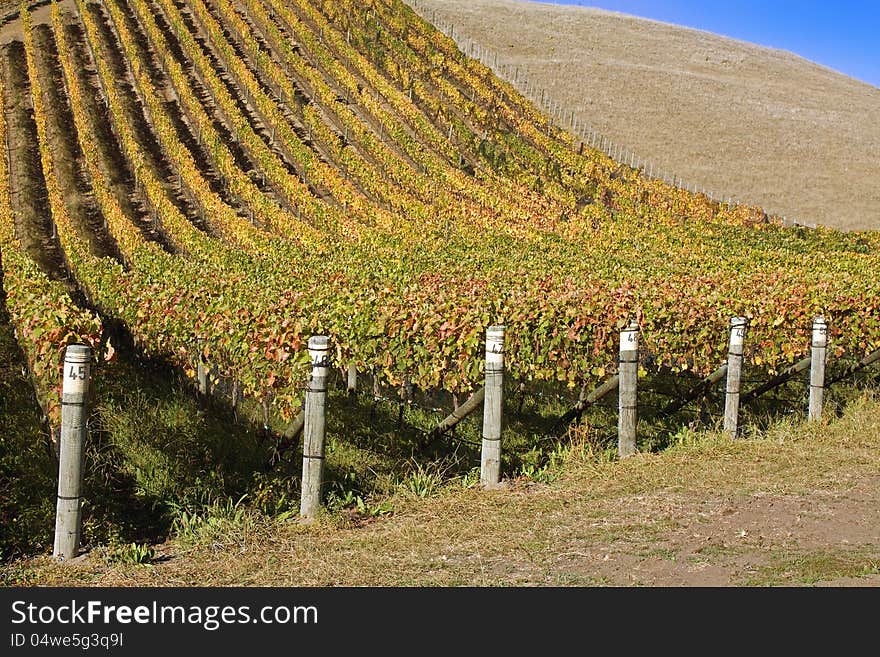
[411,0,880,231]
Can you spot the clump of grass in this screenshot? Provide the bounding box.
[517,441,569,483]
[743,548,880,586]
[171,495,279,551]
[398,460,446,499]
[0,562,40,586]
[457,466,481,489]
[103,542,155,566]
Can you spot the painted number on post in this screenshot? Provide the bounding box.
[731,326,746,347]
[621,329,639,352]
[63,364,89,395]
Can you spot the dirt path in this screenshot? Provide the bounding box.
[536,474,880,586]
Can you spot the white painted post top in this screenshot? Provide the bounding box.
[812,317,828,347]
[63,344,91,395]
[64,344,91,362]
[486,325,505,365]
[308,335,330,368]
[620,322,640,352]
[730,316,748,347]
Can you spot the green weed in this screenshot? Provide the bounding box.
[399,461,445,498]
[105,542,155,565]
[171,495,269,549]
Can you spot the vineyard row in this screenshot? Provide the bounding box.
[0,0,877,434]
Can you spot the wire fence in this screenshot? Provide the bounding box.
[407,0,819,230]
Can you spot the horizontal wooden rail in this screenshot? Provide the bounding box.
[826,348,880,387]
[657,362,728,419]
[432,387,485,437]
[741,355,811,405]
[283,408,306,440]
[553,373,621,432]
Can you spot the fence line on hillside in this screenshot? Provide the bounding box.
[51,309,880,557]
[194,314,877,508]
[406,0,818,230]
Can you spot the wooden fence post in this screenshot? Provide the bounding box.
[231,380,240,415]
[54,344,91,560]
[809,317,828,421]
[618,321,639,457]
[196,337,209,398]
[480,325,505,487]
[346,362,357,399]
[724,317,748,438]
[300,335,330,520]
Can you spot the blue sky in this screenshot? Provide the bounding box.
[537,1,880,88]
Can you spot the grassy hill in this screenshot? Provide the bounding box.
[412,0,880,231]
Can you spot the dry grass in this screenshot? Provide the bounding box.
[412,0,880,231]
[6,392,879,587]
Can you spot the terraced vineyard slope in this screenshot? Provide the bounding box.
[0,0,876,445]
